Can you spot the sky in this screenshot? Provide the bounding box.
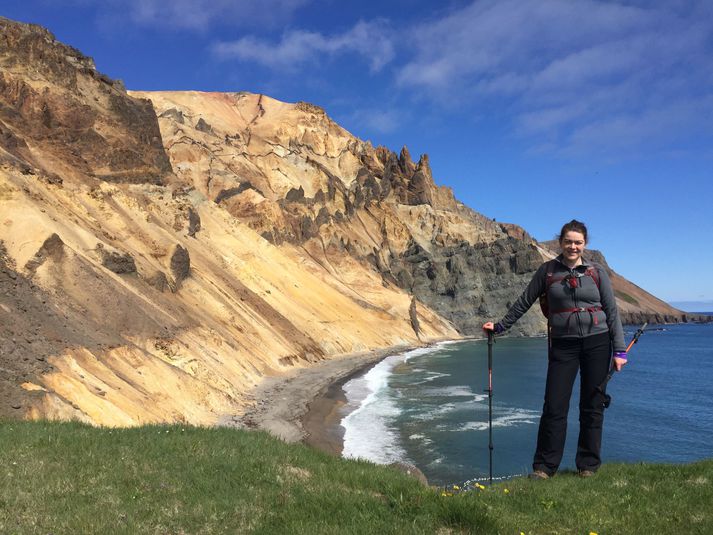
[3,0,713,307]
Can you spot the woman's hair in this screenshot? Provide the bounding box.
[558,219,588,243]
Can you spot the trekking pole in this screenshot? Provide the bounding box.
[486,330,494,485]
[596,322,647,408]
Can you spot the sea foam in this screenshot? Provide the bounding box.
[457,408,539,431]
[341,346,442,464]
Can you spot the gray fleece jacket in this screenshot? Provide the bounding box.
[498,255,626,352]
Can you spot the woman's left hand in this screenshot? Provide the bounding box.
[613,357,627,371]
[613,351,628,371]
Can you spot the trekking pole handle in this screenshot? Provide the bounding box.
[624,322,648,353]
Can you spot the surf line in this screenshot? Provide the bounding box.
[340,345,446,464]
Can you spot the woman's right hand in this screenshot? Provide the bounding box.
[483,322,505,334]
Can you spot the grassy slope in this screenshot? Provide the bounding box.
[0,422,710,534]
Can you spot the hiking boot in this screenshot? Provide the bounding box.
[528,470,550,480]
[578,470,596,478]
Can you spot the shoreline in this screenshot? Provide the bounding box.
[228,342,453,450]
[301,360,369,456]
[302,337,483,457]
[301,338,481,456]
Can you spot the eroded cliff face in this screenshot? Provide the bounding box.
[131,90,549,337]
[0,18,456,425]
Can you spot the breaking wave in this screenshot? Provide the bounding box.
[341,346,445,464]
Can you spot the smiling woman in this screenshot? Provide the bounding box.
[483,219,627,480]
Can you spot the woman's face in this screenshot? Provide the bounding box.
[560,230,586,265]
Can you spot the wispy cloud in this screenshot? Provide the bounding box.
[346,107,404,134]
[137,0,308,29]
[396,0,713,157]
[213,20,395,73]
[397,0,650,91]
[69,0,309,31]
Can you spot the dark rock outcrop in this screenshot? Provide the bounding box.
[195,118,214,134]
[99,246,137,274]
[387,238,545,335]
[169,244,190,286]
[187,208,201,237]
[285,186,306,203]
[406,155,434,206]
[24,233,64,274]
[214,182,257,204]
[159,108,185,124]
[144,270,169,292]
[409,297,420,337]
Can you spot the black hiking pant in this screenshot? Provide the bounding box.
[533,332,611,476]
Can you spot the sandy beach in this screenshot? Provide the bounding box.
[230,342,454,455]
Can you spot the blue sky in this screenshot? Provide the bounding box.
[4,1,713,305]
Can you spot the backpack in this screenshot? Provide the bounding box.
[539,261,600,319]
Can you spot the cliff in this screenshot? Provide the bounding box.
[0,17,456,425]
[130,90,549,337]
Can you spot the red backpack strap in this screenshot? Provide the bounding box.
[585,265,600,289]
[539,260,557,318]
[544,259,559,289]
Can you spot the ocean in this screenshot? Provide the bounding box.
[340,322,713,486]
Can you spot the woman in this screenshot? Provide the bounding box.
[483,220,627,479]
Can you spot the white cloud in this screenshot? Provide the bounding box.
[213,20,395,73]
[397,0,649,91]
[74,0,712,158]
[395,0,713,157]
[562,96,713,156]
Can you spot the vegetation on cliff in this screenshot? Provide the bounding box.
[1,421,710,534]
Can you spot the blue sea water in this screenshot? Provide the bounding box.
[340,322,713,486]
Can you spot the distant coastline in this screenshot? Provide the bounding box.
[668,300,713,312]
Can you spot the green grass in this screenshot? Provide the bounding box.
[615,290,640,305]
[1,421,711,534]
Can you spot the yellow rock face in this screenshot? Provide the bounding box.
[0,125,457,425]
[131,91,504,251]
